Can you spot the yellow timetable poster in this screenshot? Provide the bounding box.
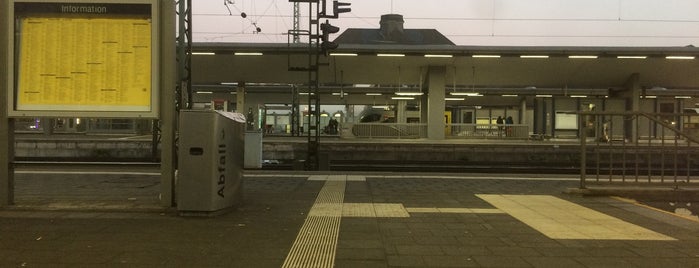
[17,17,151,111]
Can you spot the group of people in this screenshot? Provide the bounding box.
[496,116,514,136]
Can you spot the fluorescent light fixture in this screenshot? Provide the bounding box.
[450,92,481,96]
[536,94,553,98]
[329,53,358,56]
[372,105,390,109]
[332,92,349,96]
[425,54,453,58]
[675,96,692,99]
[520,55,549,59]
[391,96,414,100]
[353,84,373,88]
[570,95,588,98]
[666,56,695,60]
[230,92,237,95]
[365,93,382,96]
[501,94,519,97]
[472,55,500,58]
[395,92,424,96]
[445,97,465,101]
[299,92,315,95]
[192,52,215,55]
[377,53,405,57]
[644,95,657,99]
[220,82,238,86]
[234,52,263,56]
[196,91,213,94]
[569,55,598,59]
[617,56,647,59]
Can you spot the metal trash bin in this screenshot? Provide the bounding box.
[177,110,245,216]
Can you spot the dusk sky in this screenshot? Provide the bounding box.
[191,0,699,47]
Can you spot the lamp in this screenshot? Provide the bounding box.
[450,66,481,96]
[395,66,424,96]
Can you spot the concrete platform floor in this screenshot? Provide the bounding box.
[2,169,699,267]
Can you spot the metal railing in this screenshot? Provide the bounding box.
[343,123,427,139]
[448,123,529,139]
[342,123,530,140]
[580,111,699,189]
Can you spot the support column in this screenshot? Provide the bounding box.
[159,1,177,207]
[625,73,641,143]
[1,0,14,206]
[426,66,446,140]
[396,100,407,124]
[520,98,527,125]
[236,84,245,113]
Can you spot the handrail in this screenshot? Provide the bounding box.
[579,111,699,189]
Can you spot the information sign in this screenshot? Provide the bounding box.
[9,0,159,118]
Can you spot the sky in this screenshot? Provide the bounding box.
[191,0,699,47]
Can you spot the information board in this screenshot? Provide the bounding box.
[9,0,159,118]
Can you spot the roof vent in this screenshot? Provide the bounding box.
[380,14,404,41]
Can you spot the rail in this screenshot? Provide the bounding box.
[343,123,428,139]
[342,123,529,139]
[579,111,699,189]
[448,123,529,139]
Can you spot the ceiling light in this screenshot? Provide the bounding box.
[569,55,598,59]
[617,56,647,59]
[196,91,213,94]
[445,97,465,101]
[192,52,215,55]
[220,82,238,86]
[536,94,553,98]
[353,84,373,88]
[329,53,358,56]
[234,52,263,56]
[425,54,453,58]
[377,53,405,57]
[365,93,382,96]
[395,92,424,96]
[472,55,500,58]
[450,92,481,96]
[644,95,657,99]
[520,55,549,59]
[501,94,519,97]
[666,56,695,60]
[391,96,414,100]
[675,96,692,99]
[570,95,588,98]
[332,92,349,96]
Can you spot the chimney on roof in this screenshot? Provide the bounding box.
[380,14,404,41]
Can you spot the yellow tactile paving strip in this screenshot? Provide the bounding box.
[282,177,347,268]
[477,194,676,241]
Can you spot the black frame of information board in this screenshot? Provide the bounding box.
[7,0,160,118]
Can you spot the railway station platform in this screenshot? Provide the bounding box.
[2,167,699,267]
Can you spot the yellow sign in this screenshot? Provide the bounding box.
[16,17,151,111]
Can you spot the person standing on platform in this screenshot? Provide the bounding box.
[496,116,504,136]
[505,116,514,137]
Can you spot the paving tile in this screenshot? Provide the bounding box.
[471,256,532,267]
[335,248,386,260]
[386,255,425,267]
[422,255,480,267]
[522,256,586,268]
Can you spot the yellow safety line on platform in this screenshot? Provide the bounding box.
[282,175,347,268]
[477,194,676,240]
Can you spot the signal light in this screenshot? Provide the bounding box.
[320,20,340,53]
[333,1,351,15]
